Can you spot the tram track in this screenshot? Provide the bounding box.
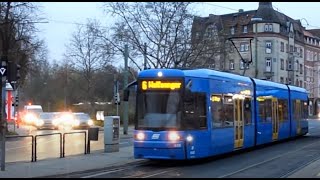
[218,136,320,178]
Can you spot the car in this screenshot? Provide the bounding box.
[56,112,76,131]
[72,112,94,129]
[35,112,60,130]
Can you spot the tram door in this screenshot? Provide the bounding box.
[234,98,244,149]
[272,98,279,140]
[295,100,301,134]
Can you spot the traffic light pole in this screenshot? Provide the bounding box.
[0,59,6,171]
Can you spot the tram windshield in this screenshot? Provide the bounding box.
[136,80,182,130]
[137,91,181,130]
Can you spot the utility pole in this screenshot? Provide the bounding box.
[144,43,147,70]
[254,22,258,78]
[123,45,129,135]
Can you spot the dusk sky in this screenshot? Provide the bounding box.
[36,2,320,67]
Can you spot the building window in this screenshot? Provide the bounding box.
[286,44,288,52]
[229,60,234,70]
[266,58,272,72]
[287,59,292,70]
[280,77,284,83]
[264,24,273,32]
[280,59,284,70]
[266,42,272,54]
[240,60,249,70]
[300,80,303,87]
[290,45,293,52]
[230,27,235,35]
[240,43,249,52]
[300,49,303,58]
[295,60,299,72]
[230,44,234,53]
[243,26,248,33]
[300,64,303,74]
[268,24,273,32]
[281,42,284,52]
[286,78,288,84]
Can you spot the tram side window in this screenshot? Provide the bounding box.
[265,99,272,122]
[183,92,207,129]
[278,99,288,122]
[293,100,301,120]
[244,97,251,124]
[258,99,266,122]
[211,95,224,128]
[258,98,272,123]
[223,96,234,127]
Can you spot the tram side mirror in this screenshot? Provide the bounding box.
[184,80,194,103]
[123,89,129,102]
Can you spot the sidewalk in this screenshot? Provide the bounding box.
[0,125,137,178]
[0,146,143,178]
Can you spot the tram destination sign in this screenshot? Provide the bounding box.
[141,80,182,91]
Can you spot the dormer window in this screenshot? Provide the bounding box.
[243,26,248,33]
[264,24,273,32]
[230,27,235,35]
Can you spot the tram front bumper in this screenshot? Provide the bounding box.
[134,141,186,160]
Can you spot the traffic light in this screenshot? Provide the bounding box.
[15,96,18,107]
[7,62,20,87]
[114,92,120,105]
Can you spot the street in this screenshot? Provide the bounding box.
[50,119,320,178]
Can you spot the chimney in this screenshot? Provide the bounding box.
[258,2,273,9]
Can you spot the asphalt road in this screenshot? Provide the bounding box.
[5,127,133,163]
[56,119,320,178]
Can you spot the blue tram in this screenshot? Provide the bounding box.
[124,68,309,160]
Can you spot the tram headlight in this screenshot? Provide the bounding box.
[168,131,180,141]
[136,132,145,141]
[186,135,193,142]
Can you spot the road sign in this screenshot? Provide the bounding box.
[0,67,6,76]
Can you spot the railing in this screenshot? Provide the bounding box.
[34,133,62,162]
[6,135,34,162]
[62,131,87,157]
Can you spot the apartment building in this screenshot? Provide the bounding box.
[191,2,320,115]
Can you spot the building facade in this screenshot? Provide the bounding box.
[191,2,320,115]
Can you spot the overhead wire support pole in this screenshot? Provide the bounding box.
[123,45,129,135]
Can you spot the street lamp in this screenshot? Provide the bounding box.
[251,17,263,78]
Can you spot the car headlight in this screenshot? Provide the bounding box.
[36,119,44,126]
[52,119,60,126]
[87,120,93,126]
[73,119,80,126]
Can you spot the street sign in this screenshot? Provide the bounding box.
[0,67,6,76]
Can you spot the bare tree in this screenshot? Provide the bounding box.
[0,2,45,83]
[64,19,114,113]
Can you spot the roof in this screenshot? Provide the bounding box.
[307,29,320,38]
